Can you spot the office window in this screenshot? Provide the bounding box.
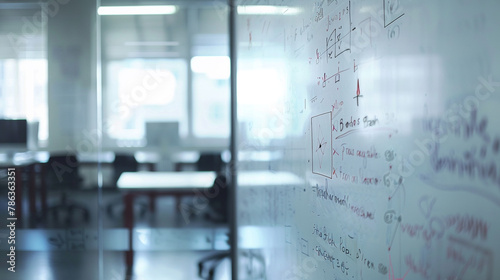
[237,59,288,142]
[190,8,230,141]
[0,6,48,145]
[101,5,231,147]
[0,59,48,143]
[191,56,230,138]
[104,59,188,143]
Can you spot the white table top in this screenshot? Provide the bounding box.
[117,171,217,190]
[237,171,304,187]
[117,170,304,190]
[0,151,49,166]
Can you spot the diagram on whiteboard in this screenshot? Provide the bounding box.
[311,112,333,178]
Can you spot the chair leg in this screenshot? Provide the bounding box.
[198,251,230,279]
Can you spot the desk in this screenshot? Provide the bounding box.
[117,171,217,267]
[0,152,48,227]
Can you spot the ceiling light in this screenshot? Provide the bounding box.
[98,5,177,15]
[124,41,179,46]
[237,5,301,15]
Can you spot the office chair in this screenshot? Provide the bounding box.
[194,153,228,223]
[196,174,232,279]
[196,152,224,173]
[195,153,265,279]
[44,154,90,226]
[113,154,139,184]
[204,174,228,224]
[198,249,267,280]
[198,250,231,280]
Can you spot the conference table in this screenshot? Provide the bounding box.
[116,171,217,267]
[116,170,304,268]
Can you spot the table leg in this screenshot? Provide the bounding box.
[28,165,36,227]
[124,193,134,268]
[149,192,156,213]
[175,194,182,214]
[14,167,23,227]
[41,164,47,218]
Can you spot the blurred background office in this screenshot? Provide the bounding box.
[0,0,237,279]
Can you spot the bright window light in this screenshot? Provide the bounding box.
[237,5,301,15]
[191,56,230,80]
[98,5,177,15]
[118,67,177,105]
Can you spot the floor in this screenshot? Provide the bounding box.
[7,251,231,280]
[0,180,231,280]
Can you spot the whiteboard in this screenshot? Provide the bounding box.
[235,0,500,279]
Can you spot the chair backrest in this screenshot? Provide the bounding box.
[46,154,81,188]
[196,153,224,172]
[208,175,228,223]
[113,154,139,184]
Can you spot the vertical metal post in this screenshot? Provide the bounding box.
[187,8,195,141]
[95,0,104,279]
[228,0,239,279]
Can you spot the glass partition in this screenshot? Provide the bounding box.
[0,0,231,279]
[99,1,231,279]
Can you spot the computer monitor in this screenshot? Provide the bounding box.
[145,121,180,149]
[0,119,28,155]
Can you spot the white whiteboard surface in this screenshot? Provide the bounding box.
[235,0,500,279]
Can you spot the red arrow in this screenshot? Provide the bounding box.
[353,79,363,106]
